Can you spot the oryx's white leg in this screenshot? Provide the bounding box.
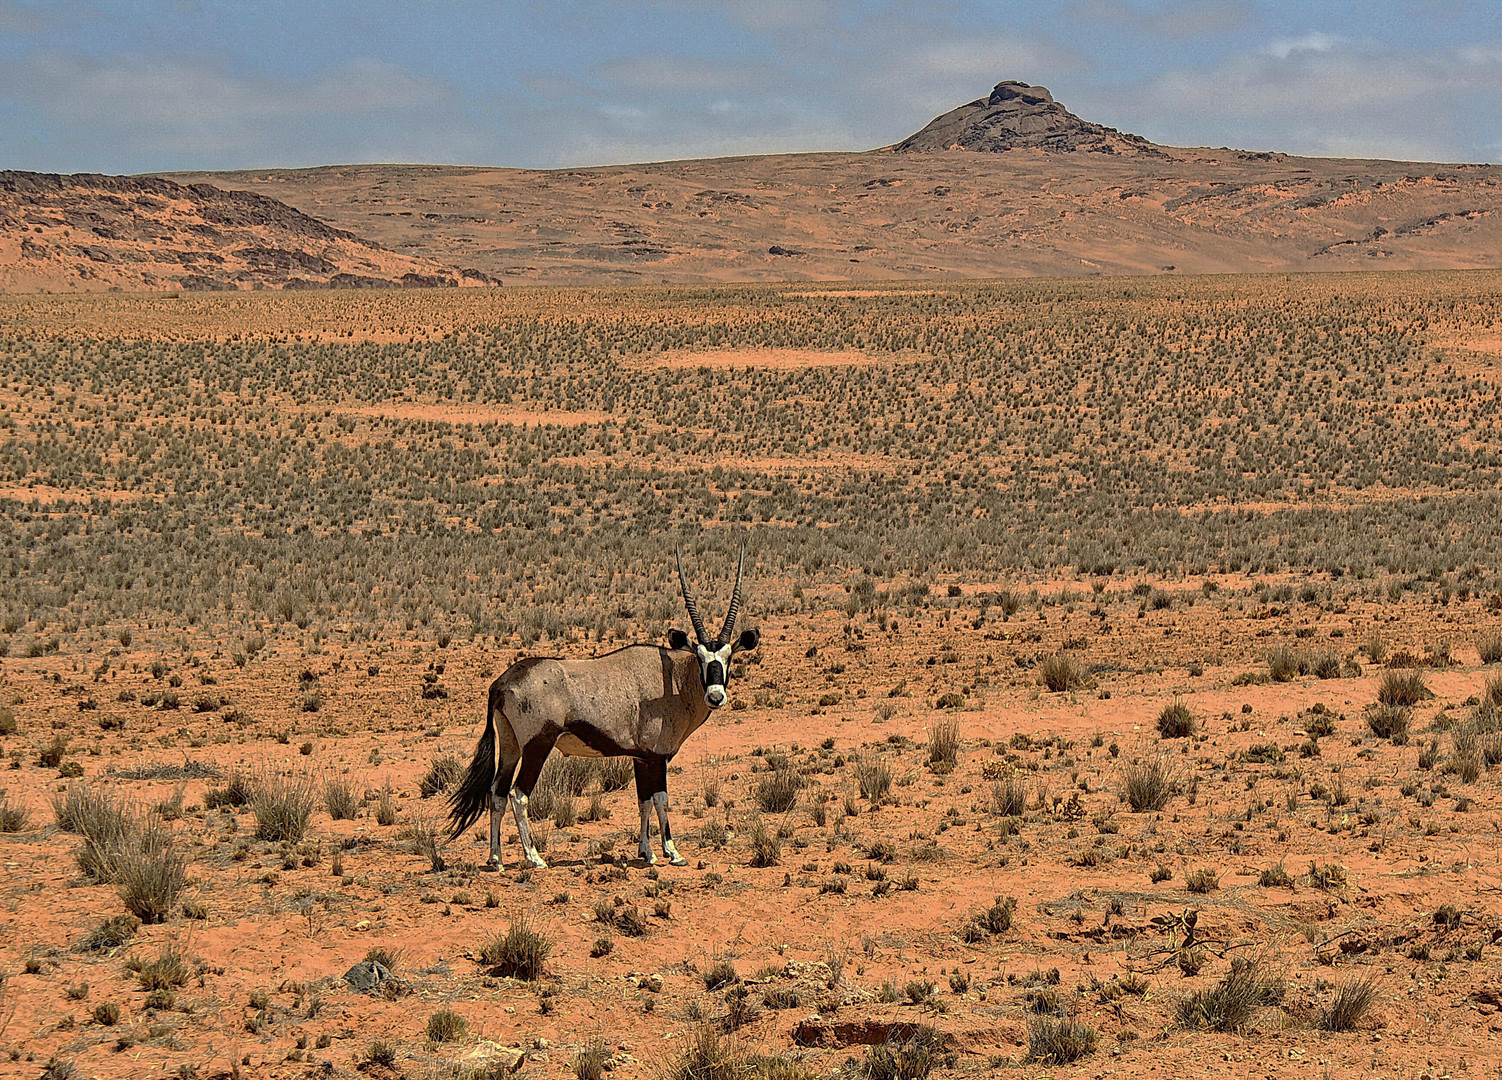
[637,798,657,865]
[652,791,686,866]
[510,789,548,869]
[488,790,506,869]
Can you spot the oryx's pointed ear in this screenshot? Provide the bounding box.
[668,628,690,651]
[735,628,759,652]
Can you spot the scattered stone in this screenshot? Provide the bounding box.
[342,959,398,994]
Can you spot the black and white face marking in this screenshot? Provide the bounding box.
[696,641,734,709]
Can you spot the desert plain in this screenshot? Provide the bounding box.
[1,273,1502,1080]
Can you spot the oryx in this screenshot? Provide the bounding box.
[447,549,758,869]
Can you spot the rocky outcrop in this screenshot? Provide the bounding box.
[894,81,1163,156]
[0,170,498,292]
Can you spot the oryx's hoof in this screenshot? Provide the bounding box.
[524,854,549,870]
[667,853,688,867]
[638,848,657,866]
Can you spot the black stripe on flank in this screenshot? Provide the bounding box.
[561,721,636,759]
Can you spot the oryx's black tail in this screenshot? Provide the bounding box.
[447,704,496,841]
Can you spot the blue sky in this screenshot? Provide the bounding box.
[3,1,1501,173]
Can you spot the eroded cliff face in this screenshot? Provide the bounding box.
[0,171,497,292]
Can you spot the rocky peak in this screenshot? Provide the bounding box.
[893,80,1162,156]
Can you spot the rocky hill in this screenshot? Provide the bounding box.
[0,171,497,292]
[893,80,1162,156]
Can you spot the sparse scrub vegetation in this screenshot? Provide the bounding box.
[2,278,1498,1074]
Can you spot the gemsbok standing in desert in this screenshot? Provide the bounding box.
[447,549,758,869]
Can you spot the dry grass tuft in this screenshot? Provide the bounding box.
[250,772,316,842]
[1365,703,1411,742]
[1176,958,1283,1031]
[1122,755,1177,812]
[1038,652,1084,693]
[749,817,781,867]
[754,767,803,814]
[1377,670,1430,708]
[1156,700,1196,739]
[52,783,183,921]
[991,774,1028,817]
[926,717,960,770]
[203,767,255,810]
[426,1007,468,1042]
[1316,975,1379,1031]
[854,755,892,803]
[418,754,464,798]
[113,819,187,924]
[480,917,552,980]
[665,1025,746,1080]
[323,778,359,820]
[864,1025,950,1080]
[1025,1016,1097,1065]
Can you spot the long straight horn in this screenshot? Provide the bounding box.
[718,546,745,646]
[676,549,710,646]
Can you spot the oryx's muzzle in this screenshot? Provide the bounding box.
[697,642,733,708]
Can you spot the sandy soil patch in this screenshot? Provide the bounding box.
[645,348,893,370]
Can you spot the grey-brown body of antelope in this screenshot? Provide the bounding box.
[446,551,758,869]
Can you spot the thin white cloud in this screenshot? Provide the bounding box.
[1457,45,1502,65]
[3,1,1498,172]
[0,51,466,169]
[506,11,1081,166]
[1103,35,1502,161]
[1265,31,1341,59]
[6,53,452,126]
[593,54,783,95]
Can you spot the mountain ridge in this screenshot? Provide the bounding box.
[5,80,1502,291]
